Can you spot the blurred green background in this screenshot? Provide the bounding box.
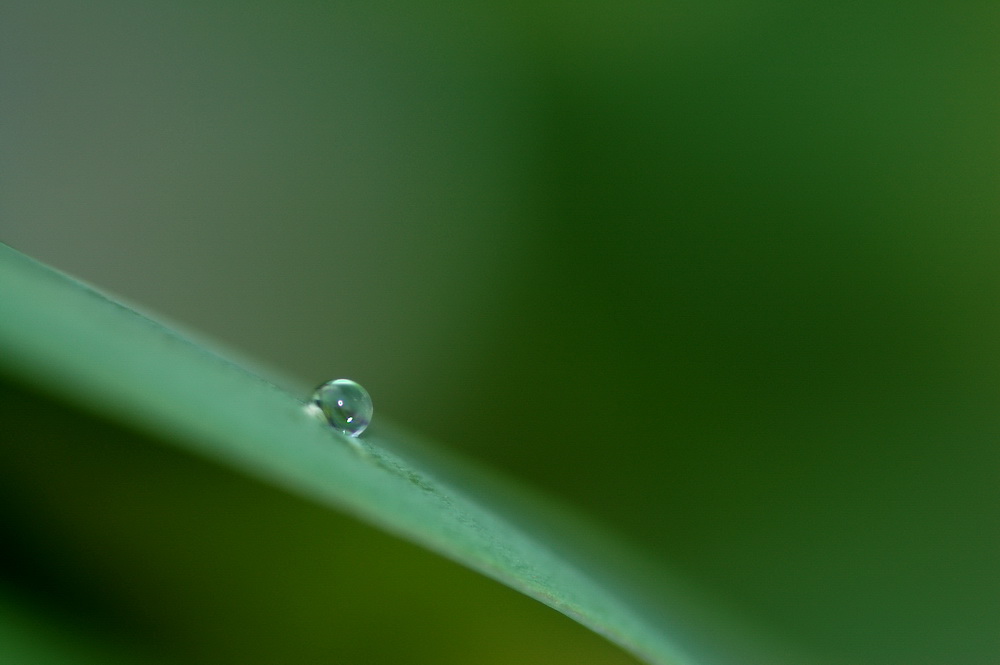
[2,1,999,664]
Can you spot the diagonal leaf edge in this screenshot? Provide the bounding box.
[0,243,791,665]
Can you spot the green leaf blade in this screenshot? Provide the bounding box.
[0,243,784,665]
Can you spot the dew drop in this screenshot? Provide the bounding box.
[309,379,373,437]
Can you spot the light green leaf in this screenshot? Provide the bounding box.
[0,243,785,665]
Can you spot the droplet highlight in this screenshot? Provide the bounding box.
[309,379,373,437]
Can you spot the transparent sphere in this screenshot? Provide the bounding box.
[309,379,373,437]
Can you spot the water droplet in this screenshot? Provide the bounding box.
[309,379,373,437]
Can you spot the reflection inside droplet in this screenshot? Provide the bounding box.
[308,379,373,437]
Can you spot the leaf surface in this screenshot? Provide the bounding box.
[0,243,781,665]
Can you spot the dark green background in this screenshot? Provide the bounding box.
[2,2,998,663]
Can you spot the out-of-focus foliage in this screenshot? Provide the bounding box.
[2,1,998,663]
